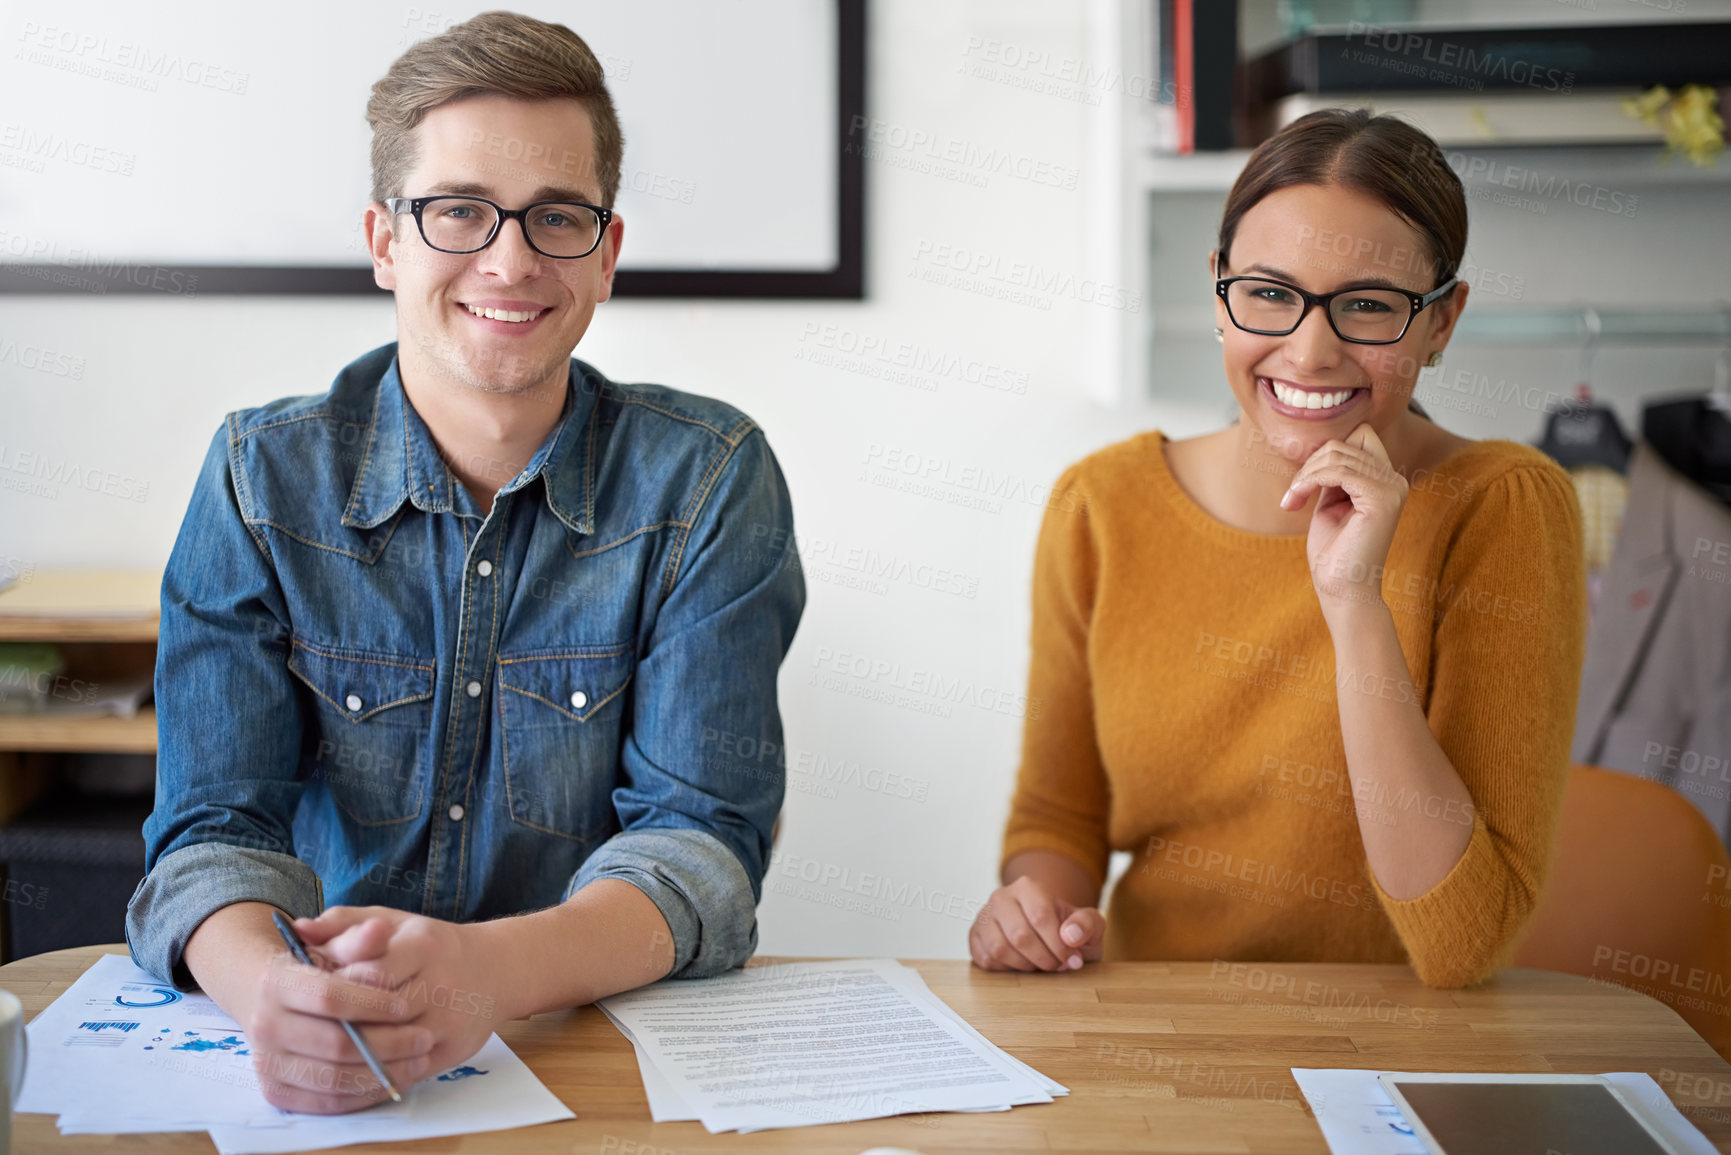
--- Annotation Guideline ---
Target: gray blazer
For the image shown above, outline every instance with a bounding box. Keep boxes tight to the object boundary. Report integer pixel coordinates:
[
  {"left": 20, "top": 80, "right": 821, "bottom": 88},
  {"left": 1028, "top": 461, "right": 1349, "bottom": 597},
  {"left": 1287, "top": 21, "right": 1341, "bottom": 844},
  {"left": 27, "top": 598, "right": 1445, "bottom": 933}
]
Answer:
[{"left": 1573, "top": 442, "right": 1731, "bottom": 841}]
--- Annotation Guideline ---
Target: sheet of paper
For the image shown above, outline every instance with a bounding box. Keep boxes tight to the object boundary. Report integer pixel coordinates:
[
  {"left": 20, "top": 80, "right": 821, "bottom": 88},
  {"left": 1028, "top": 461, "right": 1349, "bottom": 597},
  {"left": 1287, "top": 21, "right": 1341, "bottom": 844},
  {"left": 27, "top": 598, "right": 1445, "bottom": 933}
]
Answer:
[
  {"left": 593, "top": 1004, "right": 697, "bottom": 1122},
  {"left": 616, "top": 959, "right": 1064, "bottom": 1130},
  {"left": 17, "top": 953, "right": 573, "bottom": 1148},
  {"left": 632, "top": 1035, "right": 699, "bottom": 1122},
  {"left": 1292, "top": 1068, "right": 1716, "bottom": 1155},
  {"left": 604, "top": 960, "right": 1065, "bottom": 1127},
  {"left": 886, "top": 964, "right": 1068, "bottom": 1098},
  {"left": 57, "top": 1119, "right": 234, "bottom": 1134},
  {"left": 18, "top": 953, "right": 279, "bottom": 1127},
  {"left": 205, "top": 1035, "right": 574, "bottom": 1154},
  {"left": 598, "top": 958, "right": 1059, "bottom": 1133}
]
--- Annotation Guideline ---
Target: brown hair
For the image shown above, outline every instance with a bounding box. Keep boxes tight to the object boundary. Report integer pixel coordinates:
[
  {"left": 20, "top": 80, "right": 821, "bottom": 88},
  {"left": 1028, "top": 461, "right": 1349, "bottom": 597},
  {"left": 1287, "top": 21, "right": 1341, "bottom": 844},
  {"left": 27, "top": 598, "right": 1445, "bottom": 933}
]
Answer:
[
  {"left": 1218, "top": 109, "right": 1466, "bottom": 291},
  {"left": 366, "top": 11, "right": 625, "bottom": 208}
]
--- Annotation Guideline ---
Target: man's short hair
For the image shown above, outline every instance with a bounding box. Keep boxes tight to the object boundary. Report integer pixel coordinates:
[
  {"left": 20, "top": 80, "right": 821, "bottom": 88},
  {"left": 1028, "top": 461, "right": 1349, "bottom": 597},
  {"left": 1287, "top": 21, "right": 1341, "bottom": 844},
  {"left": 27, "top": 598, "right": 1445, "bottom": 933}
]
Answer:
[{"left": 365, "top": 10, "right": 625, "bottom": 208}]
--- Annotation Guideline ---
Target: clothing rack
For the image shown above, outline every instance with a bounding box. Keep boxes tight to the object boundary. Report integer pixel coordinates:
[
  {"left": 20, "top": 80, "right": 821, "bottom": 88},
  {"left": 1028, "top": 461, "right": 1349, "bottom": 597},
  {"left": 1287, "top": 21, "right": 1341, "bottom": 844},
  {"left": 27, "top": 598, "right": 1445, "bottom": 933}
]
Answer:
[{"left": 1453, "top": 304, "right": 1731, "bottom": 345}]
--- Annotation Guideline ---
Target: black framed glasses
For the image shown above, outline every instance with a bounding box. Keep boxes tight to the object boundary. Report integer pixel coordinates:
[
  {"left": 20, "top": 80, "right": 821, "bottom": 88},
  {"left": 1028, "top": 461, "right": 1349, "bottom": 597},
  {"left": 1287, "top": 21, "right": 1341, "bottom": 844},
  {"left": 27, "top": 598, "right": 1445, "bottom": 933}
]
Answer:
[
  {"left": 1214, "top": 264, "right": 1458, "bottom": 345},
  {"left": 385, "top": 195, "right": 613, "bottom": 259}
]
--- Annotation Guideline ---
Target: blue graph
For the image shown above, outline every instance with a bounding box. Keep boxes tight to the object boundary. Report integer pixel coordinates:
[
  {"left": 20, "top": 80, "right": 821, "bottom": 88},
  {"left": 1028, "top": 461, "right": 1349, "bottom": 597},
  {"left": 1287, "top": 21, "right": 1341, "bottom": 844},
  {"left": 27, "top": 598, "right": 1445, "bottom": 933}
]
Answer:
[
  {"left": 169, "top": 1031, "right": 249, "bottom": 1056},
  {"left": 436, "top": 1066, "right": 489, "bottom": 1082},
  {"left": 114, "top": 984, "right": 181, "bottom": 1009}
]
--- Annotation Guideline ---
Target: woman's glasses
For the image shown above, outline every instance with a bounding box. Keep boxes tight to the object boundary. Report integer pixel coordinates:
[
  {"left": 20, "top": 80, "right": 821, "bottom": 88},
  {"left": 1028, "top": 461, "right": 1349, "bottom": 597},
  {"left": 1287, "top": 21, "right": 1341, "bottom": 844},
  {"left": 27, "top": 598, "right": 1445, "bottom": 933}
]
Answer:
[{"left": 1215, "top": 262, "right": 1457, "bottom": 346}]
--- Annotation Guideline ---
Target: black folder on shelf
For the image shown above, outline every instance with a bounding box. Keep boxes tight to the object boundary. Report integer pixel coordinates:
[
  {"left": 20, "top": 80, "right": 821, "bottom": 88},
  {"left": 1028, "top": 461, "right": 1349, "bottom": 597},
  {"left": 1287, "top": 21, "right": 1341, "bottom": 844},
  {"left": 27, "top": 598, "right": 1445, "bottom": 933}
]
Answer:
[{"left": 1247, "top": 21, "right": 1731, "bottom": 104}]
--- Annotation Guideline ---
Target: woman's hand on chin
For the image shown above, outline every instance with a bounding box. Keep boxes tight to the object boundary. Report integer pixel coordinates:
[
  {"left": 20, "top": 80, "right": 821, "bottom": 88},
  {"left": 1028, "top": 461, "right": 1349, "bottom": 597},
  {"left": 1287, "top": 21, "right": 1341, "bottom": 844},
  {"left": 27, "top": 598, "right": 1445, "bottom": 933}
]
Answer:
[{"left": 1283, "top": 422, "right": 1407, "bottom": 624}]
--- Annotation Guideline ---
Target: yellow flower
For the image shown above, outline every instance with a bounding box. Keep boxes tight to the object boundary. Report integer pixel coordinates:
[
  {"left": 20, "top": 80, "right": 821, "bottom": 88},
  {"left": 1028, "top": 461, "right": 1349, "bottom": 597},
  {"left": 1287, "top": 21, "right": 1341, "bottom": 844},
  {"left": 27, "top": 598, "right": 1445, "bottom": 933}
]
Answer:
[
  {"left": 1668, "top": 85, "right": 1725, "bottom": 167},
  {"left": 1621, "top": 86, "right": 1671, "bottom": 126},
  {"left": 1622, "top": 84, "right": 1725, "bottom": 168}
]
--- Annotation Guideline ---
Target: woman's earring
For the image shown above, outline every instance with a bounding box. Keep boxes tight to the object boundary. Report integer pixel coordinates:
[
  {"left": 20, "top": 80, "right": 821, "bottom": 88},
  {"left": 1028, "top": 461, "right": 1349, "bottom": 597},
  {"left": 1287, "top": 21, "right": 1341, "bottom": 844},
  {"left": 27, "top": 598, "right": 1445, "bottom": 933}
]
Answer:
[
  {"left": 1426, "top": 350, "right": 1443, "bottom": 368},
  {"left": 1214, "top": 327, "right": 1225, "bottom": 344}
]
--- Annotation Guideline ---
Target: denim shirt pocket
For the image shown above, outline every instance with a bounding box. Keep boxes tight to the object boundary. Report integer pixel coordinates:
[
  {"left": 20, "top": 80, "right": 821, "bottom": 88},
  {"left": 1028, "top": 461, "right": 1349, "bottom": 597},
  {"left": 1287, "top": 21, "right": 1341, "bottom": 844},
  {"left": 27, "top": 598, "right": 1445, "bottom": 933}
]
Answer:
[
  {"left": 288, "top": 639, "right": 436, "bottom": 826},
  {"left": 496, "top": 644, "right": 634, "bottom": 843}
]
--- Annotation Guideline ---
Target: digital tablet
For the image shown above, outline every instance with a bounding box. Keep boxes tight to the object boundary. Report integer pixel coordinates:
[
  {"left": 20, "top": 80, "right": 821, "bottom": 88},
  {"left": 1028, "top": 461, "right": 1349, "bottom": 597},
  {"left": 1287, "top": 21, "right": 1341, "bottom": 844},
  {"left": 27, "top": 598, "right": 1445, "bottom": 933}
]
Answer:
[{"left": 1376, "top": 1073, "right": 1689, "bottom": 1155}]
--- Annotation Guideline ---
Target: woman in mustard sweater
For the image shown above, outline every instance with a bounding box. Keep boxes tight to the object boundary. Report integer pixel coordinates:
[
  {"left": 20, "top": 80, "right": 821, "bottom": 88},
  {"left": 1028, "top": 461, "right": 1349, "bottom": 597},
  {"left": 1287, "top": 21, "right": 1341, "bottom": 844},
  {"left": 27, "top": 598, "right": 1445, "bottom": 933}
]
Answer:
[{"left": 973, "top": 110, "right": 1585, "bottom": 988}]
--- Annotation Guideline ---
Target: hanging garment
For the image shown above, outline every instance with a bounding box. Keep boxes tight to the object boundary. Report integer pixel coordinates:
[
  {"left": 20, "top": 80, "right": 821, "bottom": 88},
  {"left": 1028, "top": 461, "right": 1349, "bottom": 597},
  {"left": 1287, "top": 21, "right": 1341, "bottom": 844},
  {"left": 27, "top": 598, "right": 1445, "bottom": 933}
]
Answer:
[
  {"left": 1569, "top": 465, "right": 1629, "bottom": 622},
  {"left": 1571, "top": 466, "right": 1631, "bottom": 574},
  {"left": 1573, "top": 442, "right": 1731, "bottom": 844},
  {"left": 1645, "top": 395, "right": 1731, "bottom": 507},
  {"left": 1536, "top": 399, "right": 1633, "bottom": 473}
]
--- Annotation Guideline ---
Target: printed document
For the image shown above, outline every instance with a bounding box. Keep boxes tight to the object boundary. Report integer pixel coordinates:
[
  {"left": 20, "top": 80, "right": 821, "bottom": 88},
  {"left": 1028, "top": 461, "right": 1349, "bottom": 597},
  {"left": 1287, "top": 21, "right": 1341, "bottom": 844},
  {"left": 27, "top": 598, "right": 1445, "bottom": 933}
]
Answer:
[
  {"left": 17, "top": 953, "right": 572, "bottom": 1150},
  {"left": 599, "top": 957, "right": 1066, "bottom": 1133}
]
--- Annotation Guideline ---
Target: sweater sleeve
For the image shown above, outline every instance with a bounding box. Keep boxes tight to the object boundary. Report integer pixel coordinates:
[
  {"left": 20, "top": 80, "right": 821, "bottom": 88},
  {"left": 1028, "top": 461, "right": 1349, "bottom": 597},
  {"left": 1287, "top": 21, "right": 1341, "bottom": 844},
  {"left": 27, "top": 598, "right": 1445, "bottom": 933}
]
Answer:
[
  {"left": 1374, "top": 462, "right": 1586, "bottom": 987},
  {"left": 1000, "top": 465, "right": 1113, "bottom": 893}
]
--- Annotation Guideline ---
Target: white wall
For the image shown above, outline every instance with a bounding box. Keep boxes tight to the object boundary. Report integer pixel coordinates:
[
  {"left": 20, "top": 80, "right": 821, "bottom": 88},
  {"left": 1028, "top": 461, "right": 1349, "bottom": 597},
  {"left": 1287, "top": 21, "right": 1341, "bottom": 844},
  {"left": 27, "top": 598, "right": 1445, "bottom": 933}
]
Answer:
[
  {"left": 2, "top": 0, "right": 1728, "bottom": 960},
  {"left": 1, "top": 1, "right": 1213, "bottom": 959}
]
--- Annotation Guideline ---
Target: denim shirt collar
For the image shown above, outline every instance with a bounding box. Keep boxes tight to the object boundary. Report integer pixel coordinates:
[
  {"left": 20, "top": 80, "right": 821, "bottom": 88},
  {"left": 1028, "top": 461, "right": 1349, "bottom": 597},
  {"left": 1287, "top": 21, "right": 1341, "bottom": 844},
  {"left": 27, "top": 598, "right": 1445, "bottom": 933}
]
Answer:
[{"left": 342, "top": 353, "right": 595, "bottom": 535}]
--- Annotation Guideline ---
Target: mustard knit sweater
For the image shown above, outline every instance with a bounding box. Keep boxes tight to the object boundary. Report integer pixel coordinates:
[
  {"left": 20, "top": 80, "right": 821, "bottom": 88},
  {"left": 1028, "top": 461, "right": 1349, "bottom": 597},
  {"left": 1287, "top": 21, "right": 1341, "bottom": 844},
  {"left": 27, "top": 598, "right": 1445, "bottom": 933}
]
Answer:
[{"left": 1001, "top": 431, "right": 1587, "bottom": 987}]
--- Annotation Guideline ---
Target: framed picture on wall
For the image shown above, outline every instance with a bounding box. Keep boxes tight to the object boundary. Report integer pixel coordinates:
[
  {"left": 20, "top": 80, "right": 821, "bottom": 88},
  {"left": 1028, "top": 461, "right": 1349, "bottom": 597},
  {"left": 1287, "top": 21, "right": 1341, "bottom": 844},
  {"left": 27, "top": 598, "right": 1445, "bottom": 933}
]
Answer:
[{"left": 0, "top": 0, "right": 864, "bottom": 298}]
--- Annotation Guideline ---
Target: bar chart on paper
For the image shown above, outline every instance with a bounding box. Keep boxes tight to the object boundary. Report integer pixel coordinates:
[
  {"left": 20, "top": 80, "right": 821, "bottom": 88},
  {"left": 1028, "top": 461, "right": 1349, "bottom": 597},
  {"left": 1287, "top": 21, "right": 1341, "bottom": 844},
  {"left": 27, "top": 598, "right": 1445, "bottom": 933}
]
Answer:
[{"left": 16, "top": 954, "right": 574, "bottom": 1152}]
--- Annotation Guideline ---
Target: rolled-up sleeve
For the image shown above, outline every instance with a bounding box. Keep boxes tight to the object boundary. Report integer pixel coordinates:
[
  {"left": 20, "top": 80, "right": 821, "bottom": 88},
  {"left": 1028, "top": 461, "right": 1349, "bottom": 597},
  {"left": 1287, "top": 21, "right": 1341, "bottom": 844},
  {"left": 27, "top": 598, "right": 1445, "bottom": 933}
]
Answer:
[
  {"left": 126, "top": 422, "right": 322, "bottom": 990},
  {"left": 574, "top": 426, "right": 805, "bottom": 978}
]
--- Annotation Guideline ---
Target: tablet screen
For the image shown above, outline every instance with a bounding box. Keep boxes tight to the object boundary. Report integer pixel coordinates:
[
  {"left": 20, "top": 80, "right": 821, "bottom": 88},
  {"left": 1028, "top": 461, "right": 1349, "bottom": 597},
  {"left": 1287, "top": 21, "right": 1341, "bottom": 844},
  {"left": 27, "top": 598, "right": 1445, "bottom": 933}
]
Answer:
[{"left": 1388, "top": 1082, "right": 1673, "bottom": 1155}]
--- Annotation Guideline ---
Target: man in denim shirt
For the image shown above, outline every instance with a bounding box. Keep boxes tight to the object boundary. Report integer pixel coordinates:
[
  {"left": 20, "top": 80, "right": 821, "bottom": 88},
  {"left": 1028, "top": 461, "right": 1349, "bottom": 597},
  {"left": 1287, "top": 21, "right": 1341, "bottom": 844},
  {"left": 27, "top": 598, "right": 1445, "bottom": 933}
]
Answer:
[{"left": 126, "top": 13, "right": 803, "bottom": 1114}]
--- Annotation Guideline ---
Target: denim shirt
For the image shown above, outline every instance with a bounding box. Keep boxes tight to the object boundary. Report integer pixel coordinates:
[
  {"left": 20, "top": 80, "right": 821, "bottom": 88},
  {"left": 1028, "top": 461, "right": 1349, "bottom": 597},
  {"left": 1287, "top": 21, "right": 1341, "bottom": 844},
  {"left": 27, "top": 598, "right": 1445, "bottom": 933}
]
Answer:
[{"left": 127, "top": 342, "right": 804, "bottom": 990}]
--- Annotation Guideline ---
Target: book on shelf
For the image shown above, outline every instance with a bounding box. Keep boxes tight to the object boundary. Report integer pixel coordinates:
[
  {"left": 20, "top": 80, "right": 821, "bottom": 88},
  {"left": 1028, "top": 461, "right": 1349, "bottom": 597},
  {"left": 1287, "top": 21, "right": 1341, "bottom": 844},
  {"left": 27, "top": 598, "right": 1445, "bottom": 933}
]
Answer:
[
  {"left": 1147, "top": 0, "right": 1178, "bottom": 152},
  {"left": 1149, "top": 0, "right": 1240, "bottom": 154}
]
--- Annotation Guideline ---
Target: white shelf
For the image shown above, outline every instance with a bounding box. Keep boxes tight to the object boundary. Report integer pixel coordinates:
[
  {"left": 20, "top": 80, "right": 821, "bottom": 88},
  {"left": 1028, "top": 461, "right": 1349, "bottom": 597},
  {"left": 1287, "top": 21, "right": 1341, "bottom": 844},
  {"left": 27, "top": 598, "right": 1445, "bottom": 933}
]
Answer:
[
  {"left": 1084, "top": 0, "right": 1731, "bottom": 407},
  {"left": 1443, "top": 144, "right": 1731, "bottom": 187},
  {"left": 1124, "top": 143, "right": 1731, "bottom": 198}
]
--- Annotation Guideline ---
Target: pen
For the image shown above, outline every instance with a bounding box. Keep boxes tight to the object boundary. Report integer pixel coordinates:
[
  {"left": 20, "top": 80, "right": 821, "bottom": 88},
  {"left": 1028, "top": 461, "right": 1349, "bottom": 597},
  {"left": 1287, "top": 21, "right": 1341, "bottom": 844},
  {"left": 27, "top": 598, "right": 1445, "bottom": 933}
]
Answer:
[{"left": 270, "top": 910, "right": 403, "bottom": 1102}]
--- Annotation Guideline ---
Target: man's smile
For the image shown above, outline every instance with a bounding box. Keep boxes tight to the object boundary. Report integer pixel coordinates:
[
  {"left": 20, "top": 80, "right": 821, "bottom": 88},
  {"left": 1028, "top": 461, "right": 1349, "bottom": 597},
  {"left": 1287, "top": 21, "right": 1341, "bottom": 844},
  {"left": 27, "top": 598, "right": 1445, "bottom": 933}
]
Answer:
[{"left": 456, "top": 298, "right": 555, "bottom": 330}]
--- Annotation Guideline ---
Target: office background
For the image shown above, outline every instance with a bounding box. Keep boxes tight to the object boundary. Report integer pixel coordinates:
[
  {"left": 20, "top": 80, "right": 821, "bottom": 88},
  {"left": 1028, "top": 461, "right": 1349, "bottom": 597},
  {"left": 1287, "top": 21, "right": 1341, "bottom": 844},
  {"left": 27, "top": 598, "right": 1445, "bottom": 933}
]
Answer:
[{"left": 3, "top": 0, "right": 1730, "bottom": 961}]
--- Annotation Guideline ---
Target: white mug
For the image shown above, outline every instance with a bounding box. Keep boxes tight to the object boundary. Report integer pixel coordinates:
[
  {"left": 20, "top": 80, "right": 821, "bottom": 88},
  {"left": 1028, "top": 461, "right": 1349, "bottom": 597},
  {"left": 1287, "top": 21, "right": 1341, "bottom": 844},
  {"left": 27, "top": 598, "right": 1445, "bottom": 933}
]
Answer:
[{"left": 0, "top": 990, "right": 25, "bottom": 1155}]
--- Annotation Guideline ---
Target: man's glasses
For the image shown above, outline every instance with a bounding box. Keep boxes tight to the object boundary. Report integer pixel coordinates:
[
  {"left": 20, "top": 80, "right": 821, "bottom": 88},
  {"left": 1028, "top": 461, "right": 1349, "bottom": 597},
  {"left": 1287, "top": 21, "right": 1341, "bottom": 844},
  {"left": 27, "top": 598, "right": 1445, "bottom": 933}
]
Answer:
[
  {"left": 385, "top": 195, "right": 613, "bottom": 259},
  {"left": 1214, "top": 262, "right": 1457, "bottom": 346}
]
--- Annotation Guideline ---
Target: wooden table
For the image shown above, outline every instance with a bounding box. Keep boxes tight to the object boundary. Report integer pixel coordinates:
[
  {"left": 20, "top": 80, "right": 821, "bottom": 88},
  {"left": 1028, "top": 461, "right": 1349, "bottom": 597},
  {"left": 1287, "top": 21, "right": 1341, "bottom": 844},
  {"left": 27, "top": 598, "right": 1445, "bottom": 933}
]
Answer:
[{"left": 9, "top": 945, "right": 1731, "bottom": 1153}]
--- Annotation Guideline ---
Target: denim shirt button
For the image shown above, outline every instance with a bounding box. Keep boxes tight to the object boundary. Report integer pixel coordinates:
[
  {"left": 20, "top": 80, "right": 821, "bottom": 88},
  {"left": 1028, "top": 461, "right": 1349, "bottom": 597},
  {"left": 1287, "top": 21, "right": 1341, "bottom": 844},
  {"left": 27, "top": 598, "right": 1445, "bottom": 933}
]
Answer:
[
  {"left": 448, "top": 804, "right": 465, "bottom": 821},
  {"left": 344, "top": 693, "right": 363, "bottom": 712},
  {"left": 466, "top": 680, "right": 482, "bottom": 698},
  {"left": 569, "top": 689, "right": 588, "bottom": 710},
  {"left": 476, "top": 560, "right": 493, "bottom": 577}
]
